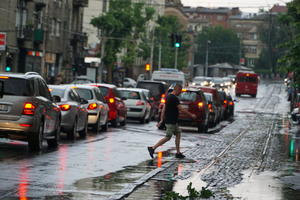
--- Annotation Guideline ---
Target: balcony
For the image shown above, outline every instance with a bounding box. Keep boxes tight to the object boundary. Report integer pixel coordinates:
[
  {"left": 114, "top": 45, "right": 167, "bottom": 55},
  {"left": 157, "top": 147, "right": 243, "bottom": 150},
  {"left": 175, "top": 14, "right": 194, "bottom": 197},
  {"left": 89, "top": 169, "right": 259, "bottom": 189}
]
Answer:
[{"left": 73, "top": 0, "right": 88, "bottom": 7}]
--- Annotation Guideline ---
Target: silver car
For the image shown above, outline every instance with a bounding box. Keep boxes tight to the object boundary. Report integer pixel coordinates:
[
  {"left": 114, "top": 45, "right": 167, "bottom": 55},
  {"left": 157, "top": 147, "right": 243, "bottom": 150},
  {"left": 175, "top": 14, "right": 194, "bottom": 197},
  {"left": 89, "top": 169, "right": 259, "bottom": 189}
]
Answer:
[
  {"left": 49, "top": 85, "right": 89, "bottom": 139},
  {"left": 71, "top": 85, "right": 109, "bottom": 132},
  {"left": 117, "top": 88, "right": 151, "bottom": 124},
  {"left": 0, "top": 72, "right": 61, "bottom": 151}
]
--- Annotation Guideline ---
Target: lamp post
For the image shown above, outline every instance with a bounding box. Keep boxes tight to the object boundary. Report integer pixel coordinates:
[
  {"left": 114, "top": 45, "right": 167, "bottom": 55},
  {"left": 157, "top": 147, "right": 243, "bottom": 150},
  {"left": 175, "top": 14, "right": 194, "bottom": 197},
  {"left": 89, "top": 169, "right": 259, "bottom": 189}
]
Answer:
[{"left": 205, "top": 40, "right": 211, "bottom": 77}]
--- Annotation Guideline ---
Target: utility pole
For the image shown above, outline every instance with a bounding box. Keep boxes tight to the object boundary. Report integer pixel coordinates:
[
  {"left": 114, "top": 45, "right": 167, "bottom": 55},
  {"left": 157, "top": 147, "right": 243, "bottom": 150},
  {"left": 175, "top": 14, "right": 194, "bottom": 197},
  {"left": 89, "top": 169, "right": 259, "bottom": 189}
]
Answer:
[
  {"left": 174, "top": 47, "right": 178, "bottom": 69},
  {"left": 149, "top": 29, "right": 154, "bottom": 79},
  {"left": 205, "top": 40, "right": 210, "bottom": 76},
  {"left": 41, "top": 0, "right": 49, "bottom": 78},
  {"left": 158, "top": 42, "right": 162, "bottom": 70}
]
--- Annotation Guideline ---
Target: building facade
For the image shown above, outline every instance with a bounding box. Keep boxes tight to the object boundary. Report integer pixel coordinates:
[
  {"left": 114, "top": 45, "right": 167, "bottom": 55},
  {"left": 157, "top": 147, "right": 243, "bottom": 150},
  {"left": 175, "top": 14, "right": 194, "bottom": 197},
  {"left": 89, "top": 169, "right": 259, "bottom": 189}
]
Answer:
[{"left": 0, "top": 0, "right": 87, "bottom": 82}]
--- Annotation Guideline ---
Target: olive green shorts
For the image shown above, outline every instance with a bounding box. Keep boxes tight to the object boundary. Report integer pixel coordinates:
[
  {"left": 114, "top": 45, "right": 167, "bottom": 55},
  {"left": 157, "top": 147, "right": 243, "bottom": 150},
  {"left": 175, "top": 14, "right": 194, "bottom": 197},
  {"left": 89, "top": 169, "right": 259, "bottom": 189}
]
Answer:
[{"left": 165, "top": 124, "right": 181, "bottom": 138}]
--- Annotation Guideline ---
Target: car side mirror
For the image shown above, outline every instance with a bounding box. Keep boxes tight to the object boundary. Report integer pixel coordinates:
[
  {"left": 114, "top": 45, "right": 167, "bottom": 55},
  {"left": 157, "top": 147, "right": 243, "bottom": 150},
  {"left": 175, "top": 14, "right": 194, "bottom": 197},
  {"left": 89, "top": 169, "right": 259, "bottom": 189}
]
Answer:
[
  {"left": 80, "top": 98, "right": 88, "bottom": 104},
  {"left": 52, "top": 95, "right": 61, "bottom": 103}
]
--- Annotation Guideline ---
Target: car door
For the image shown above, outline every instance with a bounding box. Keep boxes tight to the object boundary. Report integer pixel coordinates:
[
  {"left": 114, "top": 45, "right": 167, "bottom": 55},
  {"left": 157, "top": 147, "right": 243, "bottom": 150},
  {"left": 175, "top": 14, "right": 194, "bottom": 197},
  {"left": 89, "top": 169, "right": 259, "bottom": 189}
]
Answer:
[
  {"left": 70, "top": 89, "right": 86, "bottom": 130},
  {"left": 94, "top": 88, "right": 108, "bottom": 125},
  {"left": 37, "top": 78, "right": 58, "bottom": 135}
]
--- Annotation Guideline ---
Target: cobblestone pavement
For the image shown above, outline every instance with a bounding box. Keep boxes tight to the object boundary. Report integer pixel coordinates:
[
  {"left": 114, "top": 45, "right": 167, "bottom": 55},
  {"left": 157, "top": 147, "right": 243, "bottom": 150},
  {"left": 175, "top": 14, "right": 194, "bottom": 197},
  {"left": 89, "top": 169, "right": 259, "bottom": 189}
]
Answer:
[{"left": 125, "top": 82, "right": 296, "bottom": 200}]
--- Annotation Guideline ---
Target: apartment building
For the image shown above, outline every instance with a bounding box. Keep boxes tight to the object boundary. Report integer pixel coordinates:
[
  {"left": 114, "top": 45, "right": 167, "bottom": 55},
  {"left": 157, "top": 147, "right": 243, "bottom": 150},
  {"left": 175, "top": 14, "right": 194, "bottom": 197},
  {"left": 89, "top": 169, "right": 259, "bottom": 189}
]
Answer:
[{"left": 0, "top": 0, "right": 88, "bottom": 82}]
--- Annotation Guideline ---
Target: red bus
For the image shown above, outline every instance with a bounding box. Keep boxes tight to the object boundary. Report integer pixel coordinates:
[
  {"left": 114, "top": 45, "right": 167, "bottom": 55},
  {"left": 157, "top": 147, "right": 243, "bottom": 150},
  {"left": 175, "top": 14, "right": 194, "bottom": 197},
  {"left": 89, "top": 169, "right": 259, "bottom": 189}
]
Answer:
[{"left": 235, "top": 71, "right": 259, "bottom": 98}]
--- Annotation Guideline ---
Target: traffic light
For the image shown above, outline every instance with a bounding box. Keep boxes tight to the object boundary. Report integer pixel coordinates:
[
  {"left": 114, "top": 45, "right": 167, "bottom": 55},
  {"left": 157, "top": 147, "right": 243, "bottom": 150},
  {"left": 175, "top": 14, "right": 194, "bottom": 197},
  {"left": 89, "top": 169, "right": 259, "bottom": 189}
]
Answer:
[
  {"left": 145, "top": 63, "right": 151, "bottom": 71},
  {"left": 170, "top": 33, "right": 182, "bottom": 48},
  {"left": 5, "top": 56, "right": 12, "bottom": 72},
  {"left": 5, "top": 66, "right": 11, "bottom": 72}
]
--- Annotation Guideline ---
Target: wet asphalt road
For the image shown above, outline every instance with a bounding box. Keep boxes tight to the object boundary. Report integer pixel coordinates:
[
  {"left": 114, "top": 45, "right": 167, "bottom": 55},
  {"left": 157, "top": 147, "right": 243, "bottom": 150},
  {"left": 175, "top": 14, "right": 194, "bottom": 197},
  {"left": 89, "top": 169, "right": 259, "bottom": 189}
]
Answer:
[{"left": 1, "top": 81, "right": 300, "bottom": 200}]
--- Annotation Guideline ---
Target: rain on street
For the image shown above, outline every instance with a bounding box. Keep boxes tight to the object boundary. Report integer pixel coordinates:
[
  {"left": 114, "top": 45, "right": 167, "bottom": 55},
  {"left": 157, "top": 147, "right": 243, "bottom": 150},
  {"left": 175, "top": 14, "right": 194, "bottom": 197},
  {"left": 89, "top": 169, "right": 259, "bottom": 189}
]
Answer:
[{"left": 0, "top": 81, "right": 300, "bottom": 200}]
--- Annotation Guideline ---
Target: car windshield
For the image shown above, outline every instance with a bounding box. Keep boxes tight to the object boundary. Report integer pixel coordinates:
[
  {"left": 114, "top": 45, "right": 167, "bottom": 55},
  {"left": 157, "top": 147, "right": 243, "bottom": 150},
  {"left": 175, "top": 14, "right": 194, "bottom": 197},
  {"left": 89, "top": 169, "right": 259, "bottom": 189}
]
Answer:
[
  {"left": 179, "top": 92, "right": 197, "bottom": 101},
  {"left": 0, "top": 78, "right": 33, "bottom": 96},
  {"left": 97, "top": 86, "right": 109, "bottom": 96},
  {"left": 118, "top": 90, "right": 140, "bottom": 100},
  {"left": 50, "top": 88, "right": 65, "bottom": 98},
  {"left": 136, "top": 82, "right": 164, "bottom": 99},
  {"left": 74, "top": 88, "right": 93, "bottom": 100},
  {"left": 237, "top": 76, "right": 257, "bottom": 83}
]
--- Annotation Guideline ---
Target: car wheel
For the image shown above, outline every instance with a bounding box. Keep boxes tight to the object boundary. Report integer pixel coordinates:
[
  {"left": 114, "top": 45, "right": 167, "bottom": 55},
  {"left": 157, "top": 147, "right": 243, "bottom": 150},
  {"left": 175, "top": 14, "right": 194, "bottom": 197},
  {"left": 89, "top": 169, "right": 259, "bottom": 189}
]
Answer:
[
  {"left": 28, "top": 120, "right": 44, "bottom": 151},
  {"left": 111, "top": 118, "right": 119, "bottom": 127},
  {"left": 67, "top": 118, "right": 77, "bottom": 139},
  {"left": 120, "top": 118, "right": 126, "bottom": 126},
  {"left": 92, "top": 117, "right": 101, "bottom": 133},
  {"left": 236, "top": 93, "right": 240, "bottom": 97},
  {"left": 197, "top": 124, "right": 207, "bottom": 133},
  {"left": 47, "top": 118, "right": 60, "bottom": 147},
  {"left": 102, "top": 121, "right": 108, "bottom": 131},
  {"left": 79, "top": 118, "right": 88, "bottom": 137}
]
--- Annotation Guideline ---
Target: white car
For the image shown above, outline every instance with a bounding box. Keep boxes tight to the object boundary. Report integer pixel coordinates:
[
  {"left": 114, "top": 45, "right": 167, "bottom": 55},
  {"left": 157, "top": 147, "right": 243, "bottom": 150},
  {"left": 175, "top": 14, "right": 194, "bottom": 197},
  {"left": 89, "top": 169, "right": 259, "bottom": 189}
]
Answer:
[
  {"left": 117, "top": 88, "right": 151, "bottom": 123},
  {"left": 71, "top": 85, "right": 110, "bottom": 132},
  {"left": 123, "top": 77, "right": 137, "bottom": 88}
]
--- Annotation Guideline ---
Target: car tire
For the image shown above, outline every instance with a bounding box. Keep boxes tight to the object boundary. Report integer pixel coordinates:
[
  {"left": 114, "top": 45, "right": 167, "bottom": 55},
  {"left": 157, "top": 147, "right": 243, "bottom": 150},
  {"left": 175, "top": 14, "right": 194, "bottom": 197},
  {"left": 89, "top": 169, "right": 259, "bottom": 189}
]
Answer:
[
  {"left": 92, "top": 117, "right": 101, "bottom": 133},
  {"left": 236, "top": 93, "right": 240, "bottom": 97},
  {"left": 67, "top": 118, "right": 77, "bottom": 139},
  {"left": 252, "top": 94, "right": 257, "bottom": 98},
  {"left": 120, "top": 118, "right": 126, "bottom": 126},
  {"left": 28, "top": 120, "right": 44, "bottom": 151},
  {"left": 140, "top": 115, "right": 145, "bottom": 124},
  {"left": 79, "top": 118, "right": 88, "bottom": 137},
  {"left": 102, "top": 121, "right": 108, "bottom": 131},
  {"left": 111, "top": 118, "right": 119, "bottom": 127},
  {"left": 47, "top": 118, "right": 60, "bottom": 147},
  {"left": 198, "top": 124, "right": 208, "bottom": 133}
]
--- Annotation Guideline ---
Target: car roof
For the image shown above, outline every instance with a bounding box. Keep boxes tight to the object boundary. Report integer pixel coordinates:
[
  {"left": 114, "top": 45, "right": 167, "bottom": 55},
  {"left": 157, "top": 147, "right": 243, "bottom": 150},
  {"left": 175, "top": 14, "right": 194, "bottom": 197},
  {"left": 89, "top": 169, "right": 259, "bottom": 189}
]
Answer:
[
  {"left": 137, "top": 80, "right": 167, "bottom": 85},
  {"left": 49, "top": 84, "right": 73, "bottom": 89},
  {"left": 85, "top": 83, "right": 116, "bottom": 88},
  {"left": 0, "top": 72, "right": 43, "bottom": 79},
  {"left": 117, "top": 88, "right": 149, "bottom": 92},
  {"left": 68, "top": 84, "right": 96, "bottom": 90}
]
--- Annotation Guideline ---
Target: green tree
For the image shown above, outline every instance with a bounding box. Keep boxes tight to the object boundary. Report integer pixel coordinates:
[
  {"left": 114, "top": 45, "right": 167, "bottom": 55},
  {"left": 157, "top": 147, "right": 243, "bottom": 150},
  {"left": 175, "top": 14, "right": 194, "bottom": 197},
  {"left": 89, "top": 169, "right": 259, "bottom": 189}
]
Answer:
[
  {"left": 90, "top": 0, "right": 155, "bottom": 82},
  {"left": 256, "top": 13, "right": 291, "bottom": 74},
  {"left": 152, "top": 16, "right": 190, "bottom": 70},
  {"left": 194, "top": 26, "right": 242, "bottom": 65},
  {"left": 279, "top": 0, "right": 300, "bottom": 84}
]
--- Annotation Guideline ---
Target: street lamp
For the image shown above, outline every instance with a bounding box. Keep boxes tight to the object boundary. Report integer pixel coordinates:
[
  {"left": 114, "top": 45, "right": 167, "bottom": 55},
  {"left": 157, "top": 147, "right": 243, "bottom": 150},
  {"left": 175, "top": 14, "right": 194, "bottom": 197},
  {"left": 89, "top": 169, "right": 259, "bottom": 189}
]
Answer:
[{"left": 205, "top": 40, "right": 211, "bottom": 77}]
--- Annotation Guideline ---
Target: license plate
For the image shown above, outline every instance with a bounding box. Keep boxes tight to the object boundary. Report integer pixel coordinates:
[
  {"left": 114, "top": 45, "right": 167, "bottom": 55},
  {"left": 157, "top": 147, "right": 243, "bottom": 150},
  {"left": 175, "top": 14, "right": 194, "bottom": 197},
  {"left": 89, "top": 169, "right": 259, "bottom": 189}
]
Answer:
[
  {"left": 181, "top": 105, "right": 189, "bottom": 109},
  {"left": 0, "top": 104, "right": 8, "bottom": 111}
]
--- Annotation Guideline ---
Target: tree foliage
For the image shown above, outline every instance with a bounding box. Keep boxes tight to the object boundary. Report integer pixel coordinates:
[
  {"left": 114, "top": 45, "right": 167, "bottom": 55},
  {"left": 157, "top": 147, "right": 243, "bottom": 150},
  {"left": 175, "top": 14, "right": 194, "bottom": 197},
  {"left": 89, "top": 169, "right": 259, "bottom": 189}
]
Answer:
[
  {"left": 255, "top": 13, "right": 291, "bottom": 74},
  {"left": 152, "top": 16, "right": 189, "bottom": 70},
  {"left": 194, "top": 26, "right": 242, "bottom": 65},
  {"left": 90, "top": 0, "right": 155, "bottom": 82},
  {"left": 279, "top": 0, "right": 300, "bottom": 80}
]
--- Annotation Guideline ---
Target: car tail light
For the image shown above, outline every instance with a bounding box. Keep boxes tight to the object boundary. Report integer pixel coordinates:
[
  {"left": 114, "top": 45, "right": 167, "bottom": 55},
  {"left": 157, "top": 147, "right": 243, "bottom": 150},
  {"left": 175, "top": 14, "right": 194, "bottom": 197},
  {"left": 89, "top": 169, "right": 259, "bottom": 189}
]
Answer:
[
  {"left": 223, "top": 100, "right": 228, "bottom": 105},
  {"left": 59, "top": 104, "right": 71, "bottom": 111},
  {"left": 20, "top": 124, "right": 33, "bottom": 127},
  {"left": 229, "top": 101, "right": 234, "bottom": 106},
  {"left": 22, "top": 103, "right": 35, "bottom": 115},
  {"left": 160, "top": 94, "right": 166, "bottom": 104},
  {"left": 198, "top": 102, "right": 204, "bottom": 108},
  {"left": 208, "top": 103, "right": 213, "bottom": 112},
  {"left": 109, "top": 98, "right": 115, "bottom": 104},
  {"left": 88, "top": 103, "right": 98, "bottom": 110},
  {"left": 136, "top": 101, "right": 145, "bottom": 106}
]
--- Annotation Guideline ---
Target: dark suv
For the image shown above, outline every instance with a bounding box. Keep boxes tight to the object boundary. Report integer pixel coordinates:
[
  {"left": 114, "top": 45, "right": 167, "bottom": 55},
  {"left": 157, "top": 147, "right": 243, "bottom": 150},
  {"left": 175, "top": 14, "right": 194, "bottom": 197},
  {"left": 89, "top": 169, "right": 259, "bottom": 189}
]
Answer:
[
  {"left": 136, "top": 80, "right": 168, "bottom": 120},
  {"left": 0, "top": 72, "right": 61, "bottom": 151}
]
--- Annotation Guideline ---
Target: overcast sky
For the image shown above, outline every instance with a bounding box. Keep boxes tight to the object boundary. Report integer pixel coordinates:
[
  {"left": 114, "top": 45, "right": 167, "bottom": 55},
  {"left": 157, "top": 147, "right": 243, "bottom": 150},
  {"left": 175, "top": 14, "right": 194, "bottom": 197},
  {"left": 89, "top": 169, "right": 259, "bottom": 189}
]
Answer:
[{"left": 181, "top": 0, "right": 291, "bottom": 12}]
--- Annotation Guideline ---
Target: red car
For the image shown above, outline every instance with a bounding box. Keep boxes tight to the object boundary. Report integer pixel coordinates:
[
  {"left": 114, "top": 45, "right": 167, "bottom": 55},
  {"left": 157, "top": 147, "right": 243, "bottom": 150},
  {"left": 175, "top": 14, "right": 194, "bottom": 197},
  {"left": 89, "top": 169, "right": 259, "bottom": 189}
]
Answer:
[
  {"left": 87, "top": 83, "right": 127, "bottom": 127},
  {"left": 178, "top": 88, "right": 210, "bottom": 133}
]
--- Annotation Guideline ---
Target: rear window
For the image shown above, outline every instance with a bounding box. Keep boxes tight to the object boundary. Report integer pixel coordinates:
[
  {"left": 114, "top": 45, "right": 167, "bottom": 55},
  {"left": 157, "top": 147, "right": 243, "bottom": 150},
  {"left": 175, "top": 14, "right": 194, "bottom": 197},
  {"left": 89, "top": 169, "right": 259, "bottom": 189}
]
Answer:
[
  {"left": 204, "top": 93, "right": 212, "bottom": 101},
  {"left": 237, "top": 76, "right": 257, "bottom": 83},
  {"left": 98, "top": 87, "right": 109, "bottom": 96},
  {"left": 179, "top": 92, "right": 197, "bottom": 101},
  {"left": 50, "top": 88, "right": 65, "bottom": 98},
  {"left": 118, "top": 90, "right": 140, "bottom": 100},
  {"left": 136, "top": 82, "right": 165, "bottom": 99},
  {"left": 74, "top": 88, "right": 93, "bottom": 100},
  {"left": 0, "top": 78, "right": 33, "bottom": 96}
]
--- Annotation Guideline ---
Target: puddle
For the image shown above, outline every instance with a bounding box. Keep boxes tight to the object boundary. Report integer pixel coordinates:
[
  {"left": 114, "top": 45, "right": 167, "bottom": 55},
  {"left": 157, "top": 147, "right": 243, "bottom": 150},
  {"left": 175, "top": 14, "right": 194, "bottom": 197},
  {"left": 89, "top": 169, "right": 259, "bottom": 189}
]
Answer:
[{"left": 73, "top": 151, "right": 173, "bottom": 199}]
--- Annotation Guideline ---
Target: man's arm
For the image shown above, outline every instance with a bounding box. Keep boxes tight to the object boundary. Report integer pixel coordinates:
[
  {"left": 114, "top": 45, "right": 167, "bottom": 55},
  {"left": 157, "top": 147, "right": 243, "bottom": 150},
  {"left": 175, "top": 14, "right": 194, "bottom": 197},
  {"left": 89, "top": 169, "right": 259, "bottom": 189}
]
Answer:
[
  {"left": 160, "top": 104, "right": 166, "bottom": 122},
  {"left": 178, "top": 105, "right": 196, "bottom": 119}
]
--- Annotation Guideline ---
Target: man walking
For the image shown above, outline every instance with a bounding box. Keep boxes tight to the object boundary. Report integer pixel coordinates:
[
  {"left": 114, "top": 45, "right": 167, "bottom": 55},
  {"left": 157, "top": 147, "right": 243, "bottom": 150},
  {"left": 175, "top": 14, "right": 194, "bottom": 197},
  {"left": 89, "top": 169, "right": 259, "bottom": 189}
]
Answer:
[{"left": 147, "top": 84, "right": 196, "bottom": 159}]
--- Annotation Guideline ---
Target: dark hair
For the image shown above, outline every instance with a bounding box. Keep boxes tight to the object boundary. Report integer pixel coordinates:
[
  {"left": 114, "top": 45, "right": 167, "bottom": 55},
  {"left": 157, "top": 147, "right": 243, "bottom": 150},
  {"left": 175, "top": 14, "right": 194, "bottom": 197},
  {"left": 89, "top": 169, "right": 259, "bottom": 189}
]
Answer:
[{"left": 174, "top": 84, "right": 182, "bottom": 90}]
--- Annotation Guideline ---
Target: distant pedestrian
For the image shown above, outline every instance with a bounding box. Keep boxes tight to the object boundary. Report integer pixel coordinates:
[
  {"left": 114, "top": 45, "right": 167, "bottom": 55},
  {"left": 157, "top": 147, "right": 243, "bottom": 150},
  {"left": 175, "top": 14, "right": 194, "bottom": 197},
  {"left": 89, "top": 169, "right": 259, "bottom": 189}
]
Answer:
[{"left": 147, "top": 84, "right": 196, "bottom": 159}]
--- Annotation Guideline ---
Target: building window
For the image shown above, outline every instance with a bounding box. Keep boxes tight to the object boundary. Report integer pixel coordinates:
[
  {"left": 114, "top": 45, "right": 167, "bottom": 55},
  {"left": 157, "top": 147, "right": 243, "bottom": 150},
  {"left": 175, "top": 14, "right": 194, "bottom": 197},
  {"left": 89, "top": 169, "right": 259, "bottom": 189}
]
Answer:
[
  {"left": 51, "top": 19, "right": 56, "bottom": 36},
  {"left": 247, "top": 59, "right": 255, "bottom": 67},
  {"left": 56, "top": 21, "right": 61, "bottom": 37},
  {"left": 244, "top": 45, "right": 257, "bottom": 54},
  {"left": 217, "top": 15, "right": 224, "bottom": 21}
]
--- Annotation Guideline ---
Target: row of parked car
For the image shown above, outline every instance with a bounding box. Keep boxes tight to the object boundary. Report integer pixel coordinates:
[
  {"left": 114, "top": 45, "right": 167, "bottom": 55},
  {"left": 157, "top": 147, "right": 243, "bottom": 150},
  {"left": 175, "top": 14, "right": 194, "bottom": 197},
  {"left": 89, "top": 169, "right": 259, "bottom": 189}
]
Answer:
[
  {"left": 156, "top": 84, "right": 235, "bottom": 132},
  {"left": 0, "top": 72, "right": 234, "bottom": 151}
]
